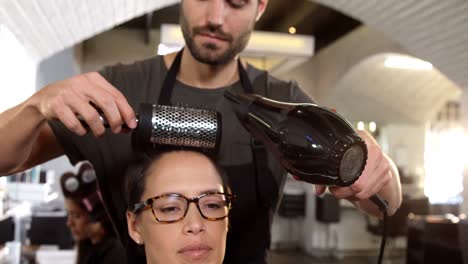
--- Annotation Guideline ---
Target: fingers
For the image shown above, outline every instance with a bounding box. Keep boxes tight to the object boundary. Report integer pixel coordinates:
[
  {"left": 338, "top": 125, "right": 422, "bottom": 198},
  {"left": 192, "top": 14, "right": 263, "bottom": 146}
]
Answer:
[
  {"left": 81, "top": 84, "right": 123, "bottom": 134},
  {"left": 42, "top": 72, "right": 135, "bottom": 137},
  {"left": 64, "top": 91, "right": 107, "bottom": 137},
  {"left": 82, "top": 73, "right": 137, "bottom": 135},
  {"left": 351, "top": 166, "right": 390, "bottom": 200},
  {"left": 54, "top": 102, "right": 87, "bottom": 136},
  {"left": 330, "top": 149, "right": 392, "bottom": 201},
  {"left": 315, "top": 184, "right": 327, "bottom": 195},
  {"left": 329, "top": 186, "right": 354, "bottom": 199},
  {"left": 357, "top": 129, "right": 379, "bottom": 146},
  {"left": 87, "top": 73, "right": 137, "bottom": 129}
]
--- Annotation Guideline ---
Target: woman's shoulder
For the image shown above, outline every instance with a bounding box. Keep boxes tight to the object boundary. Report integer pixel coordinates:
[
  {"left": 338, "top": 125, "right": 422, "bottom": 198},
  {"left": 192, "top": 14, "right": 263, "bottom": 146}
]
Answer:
[{"left": 95, "top": 237, "right": 126, "bottom": 263}]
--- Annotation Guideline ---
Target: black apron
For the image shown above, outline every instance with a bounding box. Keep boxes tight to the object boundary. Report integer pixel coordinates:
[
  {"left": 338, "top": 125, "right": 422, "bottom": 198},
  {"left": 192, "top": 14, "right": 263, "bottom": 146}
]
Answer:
[{"left": 157, "top": 50, "right": 279, "bottom": 264}]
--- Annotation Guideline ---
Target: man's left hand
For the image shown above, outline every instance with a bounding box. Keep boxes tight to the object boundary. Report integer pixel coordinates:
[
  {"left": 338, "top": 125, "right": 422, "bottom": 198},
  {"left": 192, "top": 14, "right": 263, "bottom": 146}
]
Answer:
[{"left": 315, "top": 130, "right": 392, "bottom": 202}]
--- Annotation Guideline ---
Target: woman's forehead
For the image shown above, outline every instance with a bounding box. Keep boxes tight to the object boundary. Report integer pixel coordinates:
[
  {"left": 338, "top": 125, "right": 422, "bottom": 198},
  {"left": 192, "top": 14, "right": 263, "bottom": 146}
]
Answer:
[
  {"left": 64, "top": 199, "right": 84, "bottom": 211},
  {"left": 145, "top": 172, "right": 224, "bottom": 197},
  {"left": 148, "top": 152, "right": 219, "bottom": 179},
  {"left": 144, "top": 151, "right": 223, "bottom": 195}
]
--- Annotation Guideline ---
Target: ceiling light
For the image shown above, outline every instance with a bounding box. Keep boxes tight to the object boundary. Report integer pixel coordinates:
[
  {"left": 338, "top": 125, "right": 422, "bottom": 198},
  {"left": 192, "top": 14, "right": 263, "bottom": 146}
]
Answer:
[
  {"left": 288, "top": 26, "right": 296, "bottom": 34},
  {"left": 357, "top": 121, "right": 365, "bottom": 131},
  {"left": 369, "top": 122, "right": 377, "bottom": 132},
  {"left": 384, "top": 55, "right": 433, "bottom": 70}
]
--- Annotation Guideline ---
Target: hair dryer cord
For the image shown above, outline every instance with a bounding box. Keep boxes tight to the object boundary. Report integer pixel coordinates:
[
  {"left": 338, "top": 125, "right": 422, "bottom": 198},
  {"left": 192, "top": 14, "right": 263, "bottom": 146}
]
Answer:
[{"left": 370, "top": 194, "right": 388, "bottom": 264}]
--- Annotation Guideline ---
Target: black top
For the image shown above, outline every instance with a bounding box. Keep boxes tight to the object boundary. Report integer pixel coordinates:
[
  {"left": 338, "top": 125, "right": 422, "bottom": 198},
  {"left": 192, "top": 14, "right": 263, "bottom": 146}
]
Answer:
[
  {"left": 79, "top": 236, "right": 126, "bottom": 264},
  {"left": 49, "top": 55, "right": 313, "bottom": 264}
]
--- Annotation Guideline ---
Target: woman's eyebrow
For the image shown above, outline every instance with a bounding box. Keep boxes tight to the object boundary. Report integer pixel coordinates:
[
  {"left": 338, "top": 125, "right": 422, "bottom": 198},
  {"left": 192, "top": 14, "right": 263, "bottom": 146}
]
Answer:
[
  {"left": 155, "top": 192, "right": 180, "bottom": 197},
  {"left": 149, "top": 188, "right": 223, "bottom": 198},
  {"left": 199, "top": 189, "right": 223, "bottom": 195}
]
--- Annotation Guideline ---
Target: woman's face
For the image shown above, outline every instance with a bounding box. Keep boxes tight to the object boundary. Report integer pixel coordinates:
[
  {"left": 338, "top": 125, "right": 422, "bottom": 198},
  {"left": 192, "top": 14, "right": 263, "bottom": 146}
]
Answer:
[
  {"left": 65, "top": 199, "right": 90, "bottom": 241},
  {"left": 127, "top": 152, "right": 228, "bottom": 264}
]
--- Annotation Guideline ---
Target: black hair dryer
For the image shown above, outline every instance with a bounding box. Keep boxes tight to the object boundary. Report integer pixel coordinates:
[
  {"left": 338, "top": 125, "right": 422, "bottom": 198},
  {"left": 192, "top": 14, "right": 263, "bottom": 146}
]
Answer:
[{"left": 224, "top": 91, "right": 367, "bottom": 187}]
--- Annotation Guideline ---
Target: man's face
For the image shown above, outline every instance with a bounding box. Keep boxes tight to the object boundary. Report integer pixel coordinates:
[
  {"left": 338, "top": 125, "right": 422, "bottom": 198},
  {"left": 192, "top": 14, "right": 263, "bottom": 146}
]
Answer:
[{"left": 180, "top": 0, "right": 266, "bottom": 66}]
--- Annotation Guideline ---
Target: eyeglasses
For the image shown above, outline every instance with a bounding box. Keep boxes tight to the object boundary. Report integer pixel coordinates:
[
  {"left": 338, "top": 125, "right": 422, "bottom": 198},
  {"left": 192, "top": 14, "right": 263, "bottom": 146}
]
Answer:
[{"left": 131, "top": 192, "right": 235, "bottom": 223}]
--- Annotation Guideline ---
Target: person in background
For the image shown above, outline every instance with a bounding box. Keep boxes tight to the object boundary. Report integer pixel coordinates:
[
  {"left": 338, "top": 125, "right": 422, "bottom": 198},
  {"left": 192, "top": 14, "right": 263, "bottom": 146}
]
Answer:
[
  {"left": 60, "top": 163, "right": 126, "bottom": 264},
  {"left": 125, "top": 150, "right": 234, "bottom": 264}
]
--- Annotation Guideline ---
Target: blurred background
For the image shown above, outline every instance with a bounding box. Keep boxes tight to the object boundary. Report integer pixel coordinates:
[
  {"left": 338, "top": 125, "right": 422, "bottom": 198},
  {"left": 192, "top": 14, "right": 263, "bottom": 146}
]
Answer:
[{"left": 1, "top": 0, "right": 468, "bottom": 263}]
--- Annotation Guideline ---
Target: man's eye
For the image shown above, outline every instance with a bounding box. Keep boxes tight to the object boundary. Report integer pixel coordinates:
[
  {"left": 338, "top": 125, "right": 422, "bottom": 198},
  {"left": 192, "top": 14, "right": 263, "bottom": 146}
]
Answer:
[{"left": 229, "top": 0, "right": 248, "bottom": 8}]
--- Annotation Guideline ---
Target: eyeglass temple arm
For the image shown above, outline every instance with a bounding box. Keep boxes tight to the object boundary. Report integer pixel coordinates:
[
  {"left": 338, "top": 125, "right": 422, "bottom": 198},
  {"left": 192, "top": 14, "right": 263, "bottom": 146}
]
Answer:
[{"left": 132, "top": 201, "right": 151, "bottom": 213}]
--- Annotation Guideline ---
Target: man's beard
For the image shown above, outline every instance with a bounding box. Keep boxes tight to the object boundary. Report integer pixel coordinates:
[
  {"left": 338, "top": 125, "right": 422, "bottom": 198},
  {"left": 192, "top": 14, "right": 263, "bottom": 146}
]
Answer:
[{"left": 180, "top": 12, "right": 253, "bottom": 66}]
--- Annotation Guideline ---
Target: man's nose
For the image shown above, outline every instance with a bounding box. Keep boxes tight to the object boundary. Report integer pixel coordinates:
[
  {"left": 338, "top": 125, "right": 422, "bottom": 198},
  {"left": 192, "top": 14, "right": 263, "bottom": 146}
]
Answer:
[
  {"left": 182, "top": 203, "right": 205, "bottom": 235},
  {"left": 206, "top": 0, "right": 225, "bottom": 27}
]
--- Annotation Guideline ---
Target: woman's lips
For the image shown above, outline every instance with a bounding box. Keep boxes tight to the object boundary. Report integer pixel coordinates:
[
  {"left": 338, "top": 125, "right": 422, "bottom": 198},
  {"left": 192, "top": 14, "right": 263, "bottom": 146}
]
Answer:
[{"left": 178, "top": 244, "right": 212, "bottom": 260}]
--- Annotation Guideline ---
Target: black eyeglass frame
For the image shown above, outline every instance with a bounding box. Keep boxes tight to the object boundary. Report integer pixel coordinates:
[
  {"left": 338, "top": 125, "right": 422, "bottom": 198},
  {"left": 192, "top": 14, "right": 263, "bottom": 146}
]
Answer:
[{"left": 131, "top": 192, "right": 235, "bottom": 223}]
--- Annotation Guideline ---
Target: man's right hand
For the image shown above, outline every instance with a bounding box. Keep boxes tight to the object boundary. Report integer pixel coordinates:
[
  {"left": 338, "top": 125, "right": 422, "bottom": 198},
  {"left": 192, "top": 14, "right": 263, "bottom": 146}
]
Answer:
[{"left": 33, "top": 72, "right": 137, "bottom": 137}]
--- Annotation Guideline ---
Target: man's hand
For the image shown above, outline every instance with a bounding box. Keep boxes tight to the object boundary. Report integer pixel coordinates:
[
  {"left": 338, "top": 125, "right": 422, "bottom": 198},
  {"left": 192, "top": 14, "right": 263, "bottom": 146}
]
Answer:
[
  {"left": 33, "top": 72, "right": 137, "bottom": 136},
  {"left": 315, "top": 130, "right": 401, "bottom": 216}
]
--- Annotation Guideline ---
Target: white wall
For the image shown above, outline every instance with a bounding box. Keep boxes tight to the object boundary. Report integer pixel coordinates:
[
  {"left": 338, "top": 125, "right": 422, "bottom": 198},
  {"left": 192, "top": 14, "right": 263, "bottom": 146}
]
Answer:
[
  {"left": 379, "top": 124, "right": 427, "bottom": 194},
  {"left": 0, "top": 25, "right": 36, "bottom": 112},
  {"left": 82, "top": 28, "right": 160, "bottom": 72},
  {"left": 459, "top": 91, "right": 468, "bottom": 215}
]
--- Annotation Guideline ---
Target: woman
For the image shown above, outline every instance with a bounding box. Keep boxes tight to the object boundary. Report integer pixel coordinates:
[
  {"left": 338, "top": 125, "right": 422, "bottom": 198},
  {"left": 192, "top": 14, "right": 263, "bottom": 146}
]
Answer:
[
  {"left": 125, "top": 150, "right": 234, "bottom": 264},
  {"left": 60, "top": 163, "right": 126, "bottom": 264}
]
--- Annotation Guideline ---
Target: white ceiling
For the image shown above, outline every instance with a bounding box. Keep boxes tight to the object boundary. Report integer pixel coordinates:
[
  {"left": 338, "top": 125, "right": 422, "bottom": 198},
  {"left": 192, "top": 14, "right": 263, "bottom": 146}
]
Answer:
[
  {"left": 313, "top": 0, "right": 468, "bottom": 90},
  {"left": 329, "top": 53, "right": 461, "bottom": 123},
  {"left": 282, "top": 25, "right": 462, "bottom": 124},
  {"left": 0, "top": 0, "right": 179, "bottom": 61}
]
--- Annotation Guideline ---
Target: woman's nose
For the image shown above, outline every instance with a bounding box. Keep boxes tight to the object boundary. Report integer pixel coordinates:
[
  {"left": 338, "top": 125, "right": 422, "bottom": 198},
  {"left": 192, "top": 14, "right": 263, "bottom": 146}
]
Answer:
[{"left": 182, "top": 203, "right": 205, "bottom": 235}]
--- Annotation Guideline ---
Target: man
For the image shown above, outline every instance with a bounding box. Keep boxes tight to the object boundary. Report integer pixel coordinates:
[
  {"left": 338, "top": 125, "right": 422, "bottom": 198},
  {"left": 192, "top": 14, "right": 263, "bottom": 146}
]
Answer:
[{"left": 0, "top": 0, "right": 401, "bottom": 263}]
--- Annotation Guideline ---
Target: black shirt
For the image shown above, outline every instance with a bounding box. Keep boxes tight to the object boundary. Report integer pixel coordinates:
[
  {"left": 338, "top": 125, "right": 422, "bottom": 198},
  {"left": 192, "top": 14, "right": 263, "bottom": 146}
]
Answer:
[{"left": 79, "top": 237, "right": 125, "bottom": 264}]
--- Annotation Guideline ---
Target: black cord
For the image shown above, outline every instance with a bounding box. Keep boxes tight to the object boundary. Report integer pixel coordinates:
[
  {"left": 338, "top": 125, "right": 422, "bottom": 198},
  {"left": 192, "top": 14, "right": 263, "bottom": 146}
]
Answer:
[
  {"left": 370, "top": 194, "right": 389, "bottom": 264},
  {"left": 377, "top": 210, "right": 388, "bottom": 264}
]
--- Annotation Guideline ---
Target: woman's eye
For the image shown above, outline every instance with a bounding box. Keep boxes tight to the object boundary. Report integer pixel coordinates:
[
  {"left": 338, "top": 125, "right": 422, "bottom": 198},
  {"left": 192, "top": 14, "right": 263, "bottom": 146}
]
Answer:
[
  {"left": 204, "top": 202, "right": 223, "bottom": 210},
  {"left": 159, "top": 206, "right": 181, "bottom": 214}
]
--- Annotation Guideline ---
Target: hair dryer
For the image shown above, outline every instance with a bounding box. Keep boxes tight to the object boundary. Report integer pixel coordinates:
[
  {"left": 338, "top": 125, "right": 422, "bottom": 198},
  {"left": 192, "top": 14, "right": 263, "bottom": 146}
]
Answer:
[
  {"left": 224, "top": 91, "right": 367, "bottom": 187},
  {"left": 224, "top": 91, "right": 390, "bottom": 264}
]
